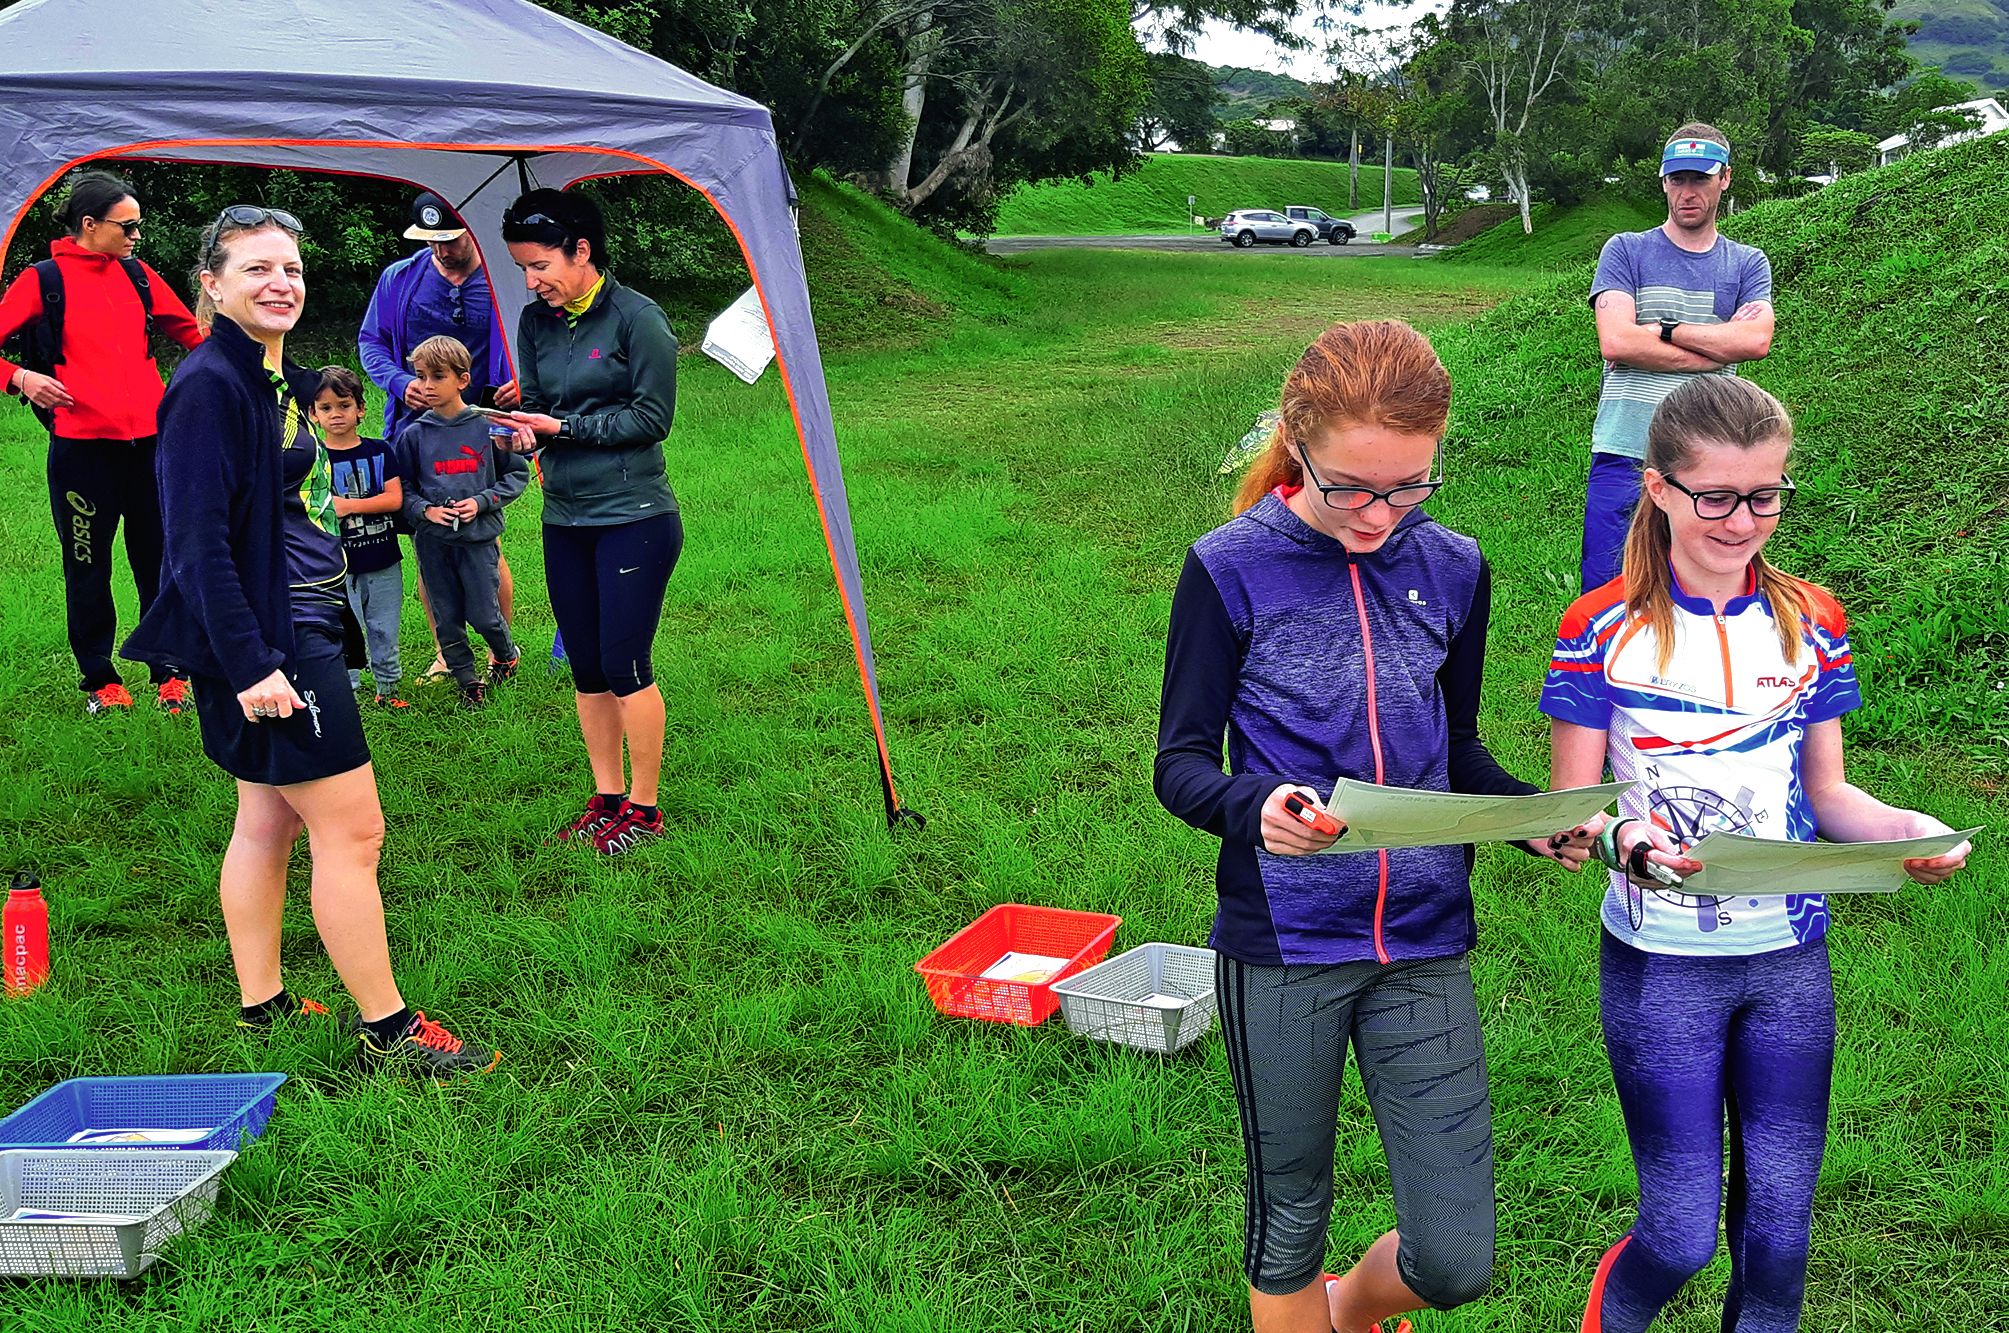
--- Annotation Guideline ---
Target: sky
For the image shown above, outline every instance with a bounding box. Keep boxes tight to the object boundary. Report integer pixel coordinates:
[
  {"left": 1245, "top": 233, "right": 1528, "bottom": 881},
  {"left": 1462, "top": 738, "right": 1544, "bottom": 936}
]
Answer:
[{"left": 1149, "top": 4, "right": 1448, "bottom": 81}]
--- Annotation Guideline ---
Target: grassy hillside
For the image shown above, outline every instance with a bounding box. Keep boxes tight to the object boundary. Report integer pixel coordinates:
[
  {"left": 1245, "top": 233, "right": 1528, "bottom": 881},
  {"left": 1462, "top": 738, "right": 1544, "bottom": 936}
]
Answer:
[
  {"left": 1209, "top": 63, "right": 1311, "bottom": 117},
  {"left": 795, "top": 172, "right": 1022, "bottom": 353},
  {"left": 1441, "top": 194, "right": 1665, "bottom": 268},
  {"left": 993, "top": 153, "right": 1418, "bottom": 236},
  {"left": 1893, "top": 0, "right": 2009, "bottom": 94},
  {"left": 1436, "top": 132, "right": 2009, "bottom": 769}
]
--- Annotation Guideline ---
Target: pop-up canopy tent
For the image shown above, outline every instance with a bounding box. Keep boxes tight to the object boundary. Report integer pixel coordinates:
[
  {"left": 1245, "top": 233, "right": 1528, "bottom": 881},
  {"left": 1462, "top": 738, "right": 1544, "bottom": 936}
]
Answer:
[{"left": 0, "top": 0, "right": 913, "bottom": 824}]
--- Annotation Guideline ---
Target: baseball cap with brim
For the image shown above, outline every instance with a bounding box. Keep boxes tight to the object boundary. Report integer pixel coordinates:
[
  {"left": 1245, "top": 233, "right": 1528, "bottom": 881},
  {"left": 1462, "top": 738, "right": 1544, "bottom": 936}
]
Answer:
[
  {"left": 403, "top": 191, "right": 468, "bottom": 242},
  {"left": 1661, "top": 138, "right": 1730, "bottom": 177}
]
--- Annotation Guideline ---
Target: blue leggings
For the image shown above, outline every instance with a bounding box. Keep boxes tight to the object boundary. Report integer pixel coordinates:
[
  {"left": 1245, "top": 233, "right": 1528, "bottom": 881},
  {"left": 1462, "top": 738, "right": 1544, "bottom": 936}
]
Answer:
[{"left": 1586, "top": 930, "right": 1834, "bottom": 1333}]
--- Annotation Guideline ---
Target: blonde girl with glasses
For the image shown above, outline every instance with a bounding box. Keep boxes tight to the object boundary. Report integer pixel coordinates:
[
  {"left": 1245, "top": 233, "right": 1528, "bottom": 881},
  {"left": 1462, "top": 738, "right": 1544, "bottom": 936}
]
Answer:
[{"left": 1541, "top": 374, "right": 1968, "bottom": 1332}]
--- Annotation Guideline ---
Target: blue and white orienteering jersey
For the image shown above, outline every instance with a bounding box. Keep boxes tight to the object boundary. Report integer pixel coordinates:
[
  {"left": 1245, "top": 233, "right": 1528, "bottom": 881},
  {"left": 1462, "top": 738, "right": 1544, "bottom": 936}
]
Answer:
[{"left": 1540, "top": 568, "right": 1861, "bottom": 956}]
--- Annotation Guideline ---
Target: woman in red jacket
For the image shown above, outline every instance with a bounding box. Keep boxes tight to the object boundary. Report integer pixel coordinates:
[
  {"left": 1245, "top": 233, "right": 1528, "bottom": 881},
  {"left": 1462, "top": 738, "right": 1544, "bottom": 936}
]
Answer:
[{"left": 0, "top": 169, "right": 204, "bottom": 714}]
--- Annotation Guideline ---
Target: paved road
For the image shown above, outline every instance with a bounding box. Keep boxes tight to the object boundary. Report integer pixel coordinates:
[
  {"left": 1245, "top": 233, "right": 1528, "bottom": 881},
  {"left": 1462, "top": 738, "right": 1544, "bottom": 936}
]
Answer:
[{"left": 988, "top": 206, "right": 1428, "bottom": 257}]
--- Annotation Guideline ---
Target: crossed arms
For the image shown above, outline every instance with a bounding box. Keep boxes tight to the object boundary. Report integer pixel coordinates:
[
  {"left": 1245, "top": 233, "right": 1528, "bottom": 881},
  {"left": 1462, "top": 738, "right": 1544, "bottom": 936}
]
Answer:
[{"left": 1594, "top": 289, "right": 1774, "bottom": 372}]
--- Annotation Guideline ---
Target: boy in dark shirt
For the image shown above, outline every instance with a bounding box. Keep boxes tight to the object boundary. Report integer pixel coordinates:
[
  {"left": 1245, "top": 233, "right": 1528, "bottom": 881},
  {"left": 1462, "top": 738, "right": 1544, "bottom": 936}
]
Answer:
[
  {"left": 313, "top": 366, "right": 408, "bottom": 709},
  {"left": 394, "top": 336, "right": 525, "bottom": 706}
]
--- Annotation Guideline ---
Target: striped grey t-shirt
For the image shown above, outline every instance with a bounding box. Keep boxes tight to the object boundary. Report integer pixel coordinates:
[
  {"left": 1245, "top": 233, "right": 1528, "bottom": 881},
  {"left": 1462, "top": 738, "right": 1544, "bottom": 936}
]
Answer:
[{"left": 1589, "top": 228, "right": 1772, "bottom": 459}]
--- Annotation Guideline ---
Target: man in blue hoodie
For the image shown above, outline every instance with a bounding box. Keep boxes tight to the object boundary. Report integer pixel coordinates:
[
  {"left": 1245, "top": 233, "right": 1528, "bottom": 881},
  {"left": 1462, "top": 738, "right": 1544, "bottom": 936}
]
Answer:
[{"left": 360, "top": 191, "right": 523, "bottom": 673}]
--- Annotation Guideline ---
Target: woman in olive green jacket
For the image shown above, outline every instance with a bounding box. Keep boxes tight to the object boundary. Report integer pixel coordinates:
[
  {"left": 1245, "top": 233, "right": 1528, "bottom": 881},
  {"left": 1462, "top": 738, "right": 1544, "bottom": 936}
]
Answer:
[{"left": 498, "top": 189, "right": 681, "bottom": 857}]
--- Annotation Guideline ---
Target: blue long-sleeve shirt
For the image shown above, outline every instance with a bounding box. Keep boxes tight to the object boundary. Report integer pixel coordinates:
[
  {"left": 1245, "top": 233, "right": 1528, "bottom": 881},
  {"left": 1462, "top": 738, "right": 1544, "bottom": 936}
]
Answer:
[
  {"left": 357, "top": 250, "right": 514, "bottom": 438},
  {"left": 1155, "top": 493, "right": 1535, "bottom": 966}
]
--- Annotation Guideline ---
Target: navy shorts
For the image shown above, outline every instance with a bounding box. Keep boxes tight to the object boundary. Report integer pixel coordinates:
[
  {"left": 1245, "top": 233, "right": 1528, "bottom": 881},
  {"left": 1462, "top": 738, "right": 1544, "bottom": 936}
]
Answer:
[{"left": 191, "top": 624, "right": 370, "bottom": 786}]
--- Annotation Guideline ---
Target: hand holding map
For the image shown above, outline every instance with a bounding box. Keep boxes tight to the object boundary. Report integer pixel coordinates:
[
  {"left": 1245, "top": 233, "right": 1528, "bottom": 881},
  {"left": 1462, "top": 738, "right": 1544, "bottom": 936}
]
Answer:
[
  {"left": 1680, "top": 827, "right": 1981, "bottom": 896},
  {"left": 1317, "top": 780, "right": 1633, "bottom": 853}
]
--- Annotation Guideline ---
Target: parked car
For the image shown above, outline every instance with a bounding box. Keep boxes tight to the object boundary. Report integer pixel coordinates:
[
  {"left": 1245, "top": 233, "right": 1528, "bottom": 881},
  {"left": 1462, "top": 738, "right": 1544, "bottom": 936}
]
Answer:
[
  {"left": 1283, "top": 205, "right": 1355, "bottom": 244},
  {"left": 1218, "top": 209, "right": 1317, "bottom": 248}
]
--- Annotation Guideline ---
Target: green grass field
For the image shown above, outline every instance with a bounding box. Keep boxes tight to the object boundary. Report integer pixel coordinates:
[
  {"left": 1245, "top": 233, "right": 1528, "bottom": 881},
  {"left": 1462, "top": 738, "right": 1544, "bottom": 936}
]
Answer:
[
  {"left": 992, "top": 153, "right": 1418, "bottom": 237},
  {"left": 1440, "top": 195, "right": 1665, "bottom": 269},
  {"left": 0, "top": 134, "right": 2002, "bottom": 1331}
]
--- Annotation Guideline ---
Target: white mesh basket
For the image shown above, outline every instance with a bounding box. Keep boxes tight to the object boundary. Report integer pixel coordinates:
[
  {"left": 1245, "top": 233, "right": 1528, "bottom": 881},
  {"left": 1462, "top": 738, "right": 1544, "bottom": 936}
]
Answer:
[
  {"left": 0, "top": 1149, "right": 235, "bottom": 1278},
  {"left": 1049, "top": 943, "right": 1217, "bottom": 1054}
]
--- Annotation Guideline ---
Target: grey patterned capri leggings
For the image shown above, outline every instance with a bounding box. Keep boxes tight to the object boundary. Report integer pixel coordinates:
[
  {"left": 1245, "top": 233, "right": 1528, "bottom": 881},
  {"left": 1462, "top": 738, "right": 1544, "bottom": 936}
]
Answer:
[{"left": 1216, "top": 951, "right": 1496, "bottom": 1306}]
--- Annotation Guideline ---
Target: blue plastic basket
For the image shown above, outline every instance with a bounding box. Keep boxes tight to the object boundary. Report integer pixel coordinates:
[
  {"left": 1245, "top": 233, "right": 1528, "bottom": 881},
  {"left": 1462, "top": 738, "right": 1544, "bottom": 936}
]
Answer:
[{"left": 0, "top": 1075, "right": 286, "bottom": 1153}]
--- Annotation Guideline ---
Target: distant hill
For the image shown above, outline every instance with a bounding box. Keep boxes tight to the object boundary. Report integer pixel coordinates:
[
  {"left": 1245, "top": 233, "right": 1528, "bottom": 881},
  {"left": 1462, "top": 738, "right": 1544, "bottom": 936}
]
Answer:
[
  {"left": 1210, "top": 64, "right": 1312, "bottom": 117},
  {"left": 1892, "top": 0, "right": 2009, "bottom": 93}
]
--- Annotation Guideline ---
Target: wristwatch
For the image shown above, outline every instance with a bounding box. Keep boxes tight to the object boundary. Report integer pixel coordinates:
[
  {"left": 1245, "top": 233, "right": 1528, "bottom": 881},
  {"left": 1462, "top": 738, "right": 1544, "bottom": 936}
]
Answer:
[
  {"left": 1659, "top": 318, "right": 1680, "bottom": 344},
  {"left": 554, "top": 417, "right": 572, "bottom": 439}
]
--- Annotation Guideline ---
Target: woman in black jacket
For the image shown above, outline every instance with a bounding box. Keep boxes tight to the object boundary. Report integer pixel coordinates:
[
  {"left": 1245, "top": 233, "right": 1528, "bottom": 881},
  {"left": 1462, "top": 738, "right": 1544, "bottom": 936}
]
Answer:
[
  {"left": 497, "top": 189, "right": 681, "bottom": 857},
  {"left": 124, "top": 206, "right": 494, "bottom": 1077}
]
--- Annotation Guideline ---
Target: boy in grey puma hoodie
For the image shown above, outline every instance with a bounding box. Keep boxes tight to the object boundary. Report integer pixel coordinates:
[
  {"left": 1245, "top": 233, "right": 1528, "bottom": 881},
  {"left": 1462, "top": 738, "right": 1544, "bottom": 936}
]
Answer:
[{"left": 395, "top": 336, "right": 527, "bottom": 703}]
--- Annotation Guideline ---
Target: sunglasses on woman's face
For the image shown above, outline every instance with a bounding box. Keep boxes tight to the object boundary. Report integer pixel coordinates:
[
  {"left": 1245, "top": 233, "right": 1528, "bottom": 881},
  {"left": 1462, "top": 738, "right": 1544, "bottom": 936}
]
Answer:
[{"left": 91, "top": 217, "right": 142, "bottom": 237}]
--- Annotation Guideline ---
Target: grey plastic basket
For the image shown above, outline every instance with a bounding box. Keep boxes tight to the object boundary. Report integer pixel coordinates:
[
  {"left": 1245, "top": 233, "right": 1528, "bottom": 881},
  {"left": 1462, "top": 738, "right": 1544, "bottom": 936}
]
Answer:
[
  {"left": 0, "top": 1149, "right": 235, "bottom": 1278},
  {"left": 1049, "top": 943, "right": 1217, "bottom": 1054}
]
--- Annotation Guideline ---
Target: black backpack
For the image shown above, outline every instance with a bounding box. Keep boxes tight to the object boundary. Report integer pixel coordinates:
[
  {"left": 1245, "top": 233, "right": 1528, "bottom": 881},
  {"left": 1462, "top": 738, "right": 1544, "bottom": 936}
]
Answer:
[{"left": 4, "top": 257, "right": 155, "bottom": 429}]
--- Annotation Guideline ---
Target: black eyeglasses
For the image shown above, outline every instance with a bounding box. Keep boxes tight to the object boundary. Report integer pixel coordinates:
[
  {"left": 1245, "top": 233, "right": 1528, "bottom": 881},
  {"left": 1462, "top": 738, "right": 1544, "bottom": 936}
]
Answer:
[
  {"left": 215, "top": 205, "right": 304, "bottom": 234},
  {"left": 1662, "top": 474, "right": 1795, "bottom": 520},
  {"left": 447, "top": 282, "right": 468, "bottom": 328},
  {"left": 90, "top": 217, "right": 142, "bottom": 237},
  {"left": 1295, "top": 441, "right": 1444, "bottom": 512}
]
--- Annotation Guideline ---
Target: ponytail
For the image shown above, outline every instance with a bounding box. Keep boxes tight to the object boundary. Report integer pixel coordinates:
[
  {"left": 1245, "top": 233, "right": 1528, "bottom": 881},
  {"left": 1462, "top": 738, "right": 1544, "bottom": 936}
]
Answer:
[{"left": 1233, "top": 320, "right": 1451, "bottom": 516}]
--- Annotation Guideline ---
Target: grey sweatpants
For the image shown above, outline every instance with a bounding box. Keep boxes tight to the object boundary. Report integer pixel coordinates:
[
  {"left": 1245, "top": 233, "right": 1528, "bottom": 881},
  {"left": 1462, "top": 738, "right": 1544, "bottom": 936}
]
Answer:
[
  {"left": 413, "top": 536, "right": 516, "bottom": 686},
  {"left": 344, "top": 562, "right": 404, "bottom": 696},
  {"left": 1216, "top": 950, "right": 1495, "bottom": 1307}
]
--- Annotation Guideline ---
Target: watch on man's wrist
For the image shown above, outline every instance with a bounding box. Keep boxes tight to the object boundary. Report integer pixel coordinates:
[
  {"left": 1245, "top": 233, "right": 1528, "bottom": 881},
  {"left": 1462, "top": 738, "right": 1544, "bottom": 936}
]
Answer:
[
  {"left": 1659, "top": 318, "right": 1680, "bottom": 344},
  {"left": 554, "top": 417, "right": 572, "bottom": 439}
]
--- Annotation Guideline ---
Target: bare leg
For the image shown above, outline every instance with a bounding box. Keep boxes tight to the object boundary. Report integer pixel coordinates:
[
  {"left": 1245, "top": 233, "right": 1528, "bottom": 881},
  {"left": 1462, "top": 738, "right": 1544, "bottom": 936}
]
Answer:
[
  {"left": 218, "top": 781, "right": 304, "bottom": 1007},
  {"left": 577, "top": 691, "right": 627, "bottom": 795},
  {"left": 619, "top": 685, "right": 666, "bottom": 807},
  {"left": 415, "top": 567, "right": 446, "bottom": 673},
  {"left": 1250, "top": 1279, "right": 1335, "bottom": 1333},
  {"left": 1328, "top": 1230, "right": 1423, "bottom": 1333},
  {"left": 488, "top": 555, "right": 518, "bottom": 667},
  {"left": 280, "top": 764, "right": 404, "bottom": 1022}
]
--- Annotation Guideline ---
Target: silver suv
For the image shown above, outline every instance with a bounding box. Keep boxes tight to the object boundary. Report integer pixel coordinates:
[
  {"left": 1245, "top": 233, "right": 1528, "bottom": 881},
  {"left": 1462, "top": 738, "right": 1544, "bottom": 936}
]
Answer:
[{"left": 1218, "top": 209, "right": 1317, "bottom": 248}]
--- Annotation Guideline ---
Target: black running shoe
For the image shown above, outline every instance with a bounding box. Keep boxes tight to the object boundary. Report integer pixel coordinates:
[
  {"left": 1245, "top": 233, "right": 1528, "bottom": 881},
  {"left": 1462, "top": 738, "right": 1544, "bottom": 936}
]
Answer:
[
  {"left": 459, "top": 680, "right": 488, "bottom": 709},
  {"left": 488, "top": 655, "right": 521, "bottom": 685},
  {"left": 355, "top": 1010, "right": 499, "bottom": 1078},
  {"left": 236, "top": 995, "right": 332, "bottom": 1031}
]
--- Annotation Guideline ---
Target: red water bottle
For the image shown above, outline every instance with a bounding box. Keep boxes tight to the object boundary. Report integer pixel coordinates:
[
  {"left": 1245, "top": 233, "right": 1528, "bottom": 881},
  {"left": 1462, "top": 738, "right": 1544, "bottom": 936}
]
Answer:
[{"left": 5, "top": 873, "right": 49, "bottom": 996}]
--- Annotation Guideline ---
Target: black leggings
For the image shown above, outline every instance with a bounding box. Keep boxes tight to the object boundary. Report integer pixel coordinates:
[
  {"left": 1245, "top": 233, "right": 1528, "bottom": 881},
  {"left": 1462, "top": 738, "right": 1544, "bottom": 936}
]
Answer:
[
  {"left": 543, "top": 514, "right": 683, "bottom": 697},
  {"left": 48, "top": 434, "right": 172, "bottom": 689}
]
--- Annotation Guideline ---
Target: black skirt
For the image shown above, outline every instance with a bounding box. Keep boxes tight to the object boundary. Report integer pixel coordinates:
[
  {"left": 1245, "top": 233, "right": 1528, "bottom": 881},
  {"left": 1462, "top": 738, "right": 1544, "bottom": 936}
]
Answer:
[{"left": 191, "top": 623, "right": 370, "bottom": 786}]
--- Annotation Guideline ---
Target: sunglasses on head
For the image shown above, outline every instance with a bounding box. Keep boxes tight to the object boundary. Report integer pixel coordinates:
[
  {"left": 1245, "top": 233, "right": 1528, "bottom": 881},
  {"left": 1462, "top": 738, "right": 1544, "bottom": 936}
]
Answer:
[{"left": 215, "top": 204, "right": 304, "bottom": 234}]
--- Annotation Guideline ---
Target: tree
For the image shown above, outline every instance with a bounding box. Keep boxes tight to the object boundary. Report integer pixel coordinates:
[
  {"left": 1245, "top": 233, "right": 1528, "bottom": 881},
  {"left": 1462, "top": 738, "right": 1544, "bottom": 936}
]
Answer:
[
  {"left": 1447, "top": 0, "right": 1592, "bottom": 235},
  {"left": 1889, "top": 68, "right": 1985, "bottom": 152},
  {"left": 1138, "top": 51, "right": 1222, "bottom": 150},
  {"left": 1387, "top": 16, "right": 1485, "bottom": 239},
  {"left": 1796, "top": 125, "right": 1876, "bottom": 177}
]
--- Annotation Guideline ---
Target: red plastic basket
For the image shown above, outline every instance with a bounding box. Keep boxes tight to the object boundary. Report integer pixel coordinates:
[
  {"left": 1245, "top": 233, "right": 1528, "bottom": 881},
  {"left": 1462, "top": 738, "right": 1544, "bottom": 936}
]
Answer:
[{"left": 915, "top": 903, "right": 1122, "bottom": 1026}]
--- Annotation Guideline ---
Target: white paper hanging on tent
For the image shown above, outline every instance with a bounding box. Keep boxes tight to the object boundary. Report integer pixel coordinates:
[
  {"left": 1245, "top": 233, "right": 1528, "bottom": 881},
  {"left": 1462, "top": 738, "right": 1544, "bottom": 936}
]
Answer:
[{"left": 701, "top": 286, "right": 776, "bottom": 384}]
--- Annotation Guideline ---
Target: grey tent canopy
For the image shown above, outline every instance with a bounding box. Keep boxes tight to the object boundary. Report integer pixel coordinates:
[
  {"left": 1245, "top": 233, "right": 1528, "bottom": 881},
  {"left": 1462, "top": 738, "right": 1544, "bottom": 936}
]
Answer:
[{"left": 0, "top": 0, "right": 912, "bottom": 824}]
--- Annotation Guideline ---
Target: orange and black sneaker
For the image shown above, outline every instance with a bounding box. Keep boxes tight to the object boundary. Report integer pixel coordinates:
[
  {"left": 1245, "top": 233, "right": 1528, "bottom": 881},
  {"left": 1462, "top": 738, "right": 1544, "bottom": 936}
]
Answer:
[
  {"left": 155, "top": 678, "right": 193, "bottom": 715},
  {"left": 488, "top": 655, "right": 521, "bottom": 685},
  {"left": 374, "top": 694, "right": 411, "bottom": 711},
  {"left": 237, "top": 994, "right": 332, "bottom": 1031},
  {"left": 85, "top": 683, "right": 133, "bottom": 715},
  {"left": 355, "top": 1010, "right": 499, "bottom": 1079}
]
